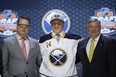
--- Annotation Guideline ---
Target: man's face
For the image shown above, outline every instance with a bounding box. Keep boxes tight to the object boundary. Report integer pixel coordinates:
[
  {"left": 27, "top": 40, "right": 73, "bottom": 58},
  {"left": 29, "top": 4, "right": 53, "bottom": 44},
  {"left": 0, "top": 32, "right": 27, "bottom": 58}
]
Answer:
[
  {"left": 51, "top": 19, "right": 64, "bottom": 34},
  {"left": 88, "top": 21, "right": 101, "bottom": 39},
  {"left": 17, "top": 18, "right": 30, "bottom": 37}
]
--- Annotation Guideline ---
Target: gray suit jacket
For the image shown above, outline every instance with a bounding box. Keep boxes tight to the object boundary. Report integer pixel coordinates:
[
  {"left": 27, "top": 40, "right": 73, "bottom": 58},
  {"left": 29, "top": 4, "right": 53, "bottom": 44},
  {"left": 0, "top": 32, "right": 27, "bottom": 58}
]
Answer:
[{"left": 1, "top": 35, "right": 42, "bottom": 77}]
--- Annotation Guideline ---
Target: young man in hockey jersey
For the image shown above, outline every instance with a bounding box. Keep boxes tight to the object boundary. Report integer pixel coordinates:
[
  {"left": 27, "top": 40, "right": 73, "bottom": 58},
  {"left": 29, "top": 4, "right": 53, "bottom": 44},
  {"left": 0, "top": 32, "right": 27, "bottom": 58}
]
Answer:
[{"left": 39, "top": 13, "right": 81, "bottom": 77}]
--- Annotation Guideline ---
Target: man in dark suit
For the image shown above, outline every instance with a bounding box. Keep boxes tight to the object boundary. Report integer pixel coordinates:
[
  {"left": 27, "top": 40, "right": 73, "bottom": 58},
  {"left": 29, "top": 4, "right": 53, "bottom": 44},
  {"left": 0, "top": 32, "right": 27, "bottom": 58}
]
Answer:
[
  {"left": 1, "top": 16, "right": 42, "bottom": 77},
  {"left": 0, "top": 41, "right": 3, "bottom": 77},
  {"left": 76, "top": 18, "right": 116, "bottom": 77},
  {"left": 0, "top": 52, "right": 2, "bottom": 76}
]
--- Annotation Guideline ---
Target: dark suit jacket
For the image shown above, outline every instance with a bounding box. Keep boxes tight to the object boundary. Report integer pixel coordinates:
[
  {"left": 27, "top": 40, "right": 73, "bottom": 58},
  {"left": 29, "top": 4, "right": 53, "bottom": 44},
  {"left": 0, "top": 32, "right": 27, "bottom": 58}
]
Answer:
[
  {"left": 1, "top": 35, "right": 42, "bottom": 77},
  {"left": 76, "top": 34, "right": 116, "bottom": 77},
  {"left": 0, "top": 49, "right": 3, "bottom": 76},
  {"left": 0, "top": 39, "right": 3, "bottom": 76}
]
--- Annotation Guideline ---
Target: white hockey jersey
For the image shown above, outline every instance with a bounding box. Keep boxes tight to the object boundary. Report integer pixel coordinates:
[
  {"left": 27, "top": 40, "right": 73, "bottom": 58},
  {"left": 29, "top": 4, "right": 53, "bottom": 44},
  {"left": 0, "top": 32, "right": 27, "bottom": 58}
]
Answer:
[{"left": 39, "top": 32, "right": 81, "bottom": 77}]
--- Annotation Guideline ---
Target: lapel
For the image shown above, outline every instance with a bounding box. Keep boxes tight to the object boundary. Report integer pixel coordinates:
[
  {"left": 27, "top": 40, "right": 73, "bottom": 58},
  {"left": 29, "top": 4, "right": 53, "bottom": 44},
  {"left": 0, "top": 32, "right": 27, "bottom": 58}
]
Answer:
[
  {"left": 27, "top": 37, "right": 34, "bottom": 61},
  {"left": 92, "top": 35, "right": 104, "bottom": 62},
  {"left": 13, "top": 36, "right": 27, "bottom": 61},
  {"left": 88, "top": 35, "right": 104, "bottom": 63}
]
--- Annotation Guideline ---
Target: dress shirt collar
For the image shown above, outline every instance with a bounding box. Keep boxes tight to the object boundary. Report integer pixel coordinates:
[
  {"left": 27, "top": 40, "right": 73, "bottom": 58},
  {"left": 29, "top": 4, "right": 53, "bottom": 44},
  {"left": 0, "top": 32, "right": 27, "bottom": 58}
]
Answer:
[
  {"left": 15, "top": 34, "right": 28, "bottom": 40},
  {"left": 89, "top": 34, "right": 101, "bottom": 43}
]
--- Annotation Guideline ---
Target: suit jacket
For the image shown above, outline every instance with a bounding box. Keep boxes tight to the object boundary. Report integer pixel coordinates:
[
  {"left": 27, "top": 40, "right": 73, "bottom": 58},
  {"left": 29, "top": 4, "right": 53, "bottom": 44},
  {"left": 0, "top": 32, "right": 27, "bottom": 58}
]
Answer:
[
  {"left": 0, "top": 39, "right": 3, "bottom": 76},
  {"left": 1, "top": 35, "right": 42, "bottom": 77},
  {"left": 76, "top": 34, "right": 116, "bottom": 77},
  {"left": 0, "top": 48, "right": 3, "bottom": 76}
]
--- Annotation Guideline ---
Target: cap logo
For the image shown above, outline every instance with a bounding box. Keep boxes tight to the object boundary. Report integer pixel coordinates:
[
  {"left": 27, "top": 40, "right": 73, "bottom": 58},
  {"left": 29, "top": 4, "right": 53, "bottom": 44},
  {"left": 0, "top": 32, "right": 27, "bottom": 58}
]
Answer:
[{"left": 55, "top": 14, "right": 59, "bottom": 17}]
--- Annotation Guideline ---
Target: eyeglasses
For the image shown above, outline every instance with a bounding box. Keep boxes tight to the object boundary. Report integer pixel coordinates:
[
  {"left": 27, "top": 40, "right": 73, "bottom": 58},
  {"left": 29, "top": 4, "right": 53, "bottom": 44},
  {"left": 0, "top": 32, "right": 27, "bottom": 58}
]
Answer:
[
  {"left": 51, "top": 22, "right": 63, "bottom": 26},
  {"left": 18, "top": 24, "right": 30, "bottom": 28}
]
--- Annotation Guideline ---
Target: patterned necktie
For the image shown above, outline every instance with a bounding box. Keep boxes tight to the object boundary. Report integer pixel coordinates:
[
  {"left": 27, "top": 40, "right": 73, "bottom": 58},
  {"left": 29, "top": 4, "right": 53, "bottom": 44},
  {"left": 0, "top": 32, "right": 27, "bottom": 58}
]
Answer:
[
  {"left": 21, "top": 37, "right": 27, "bottom": 60},
  {"left": 56, "top": 34, "right": 60, "bottom": 42},
  {"left": 89, "top": 39, "right": 95, "bottom": 63}
]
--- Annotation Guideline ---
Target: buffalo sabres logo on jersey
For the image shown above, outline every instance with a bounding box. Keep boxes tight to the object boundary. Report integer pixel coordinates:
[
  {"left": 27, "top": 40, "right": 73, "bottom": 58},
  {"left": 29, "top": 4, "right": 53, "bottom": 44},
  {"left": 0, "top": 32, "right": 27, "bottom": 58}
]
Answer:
[{"left": 49, "top": 48, "right": 67, "bottom": 66}]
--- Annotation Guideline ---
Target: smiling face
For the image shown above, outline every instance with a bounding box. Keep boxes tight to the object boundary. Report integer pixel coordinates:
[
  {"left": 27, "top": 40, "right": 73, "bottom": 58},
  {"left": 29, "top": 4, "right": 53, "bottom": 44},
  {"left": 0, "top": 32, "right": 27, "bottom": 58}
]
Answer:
[
  {"left": 87, "top": 19, "right": 101, "bottom": 39},
  {"left": 17, "top": 18, "right": 30, "bottom": 37},
  {"left": 51, "top": 19, "right": 64, "bottom": 34}
]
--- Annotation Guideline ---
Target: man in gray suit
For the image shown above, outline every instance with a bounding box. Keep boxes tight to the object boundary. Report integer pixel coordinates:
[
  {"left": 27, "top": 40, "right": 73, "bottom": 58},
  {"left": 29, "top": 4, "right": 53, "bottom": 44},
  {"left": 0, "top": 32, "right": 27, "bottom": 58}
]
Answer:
[{"left": 1, "top": 16, "right": 42, "bottom": 77}]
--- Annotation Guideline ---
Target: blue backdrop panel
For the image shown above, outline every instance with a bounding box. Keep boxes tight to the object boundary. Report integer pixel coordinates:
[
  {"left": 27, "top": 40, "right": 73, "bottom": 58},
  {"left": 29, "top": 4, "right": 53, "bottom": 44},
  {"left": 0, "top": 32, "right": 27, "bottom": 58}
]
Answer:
[{"left": 0, "top": 0, "right": 115, "bottom": 39}]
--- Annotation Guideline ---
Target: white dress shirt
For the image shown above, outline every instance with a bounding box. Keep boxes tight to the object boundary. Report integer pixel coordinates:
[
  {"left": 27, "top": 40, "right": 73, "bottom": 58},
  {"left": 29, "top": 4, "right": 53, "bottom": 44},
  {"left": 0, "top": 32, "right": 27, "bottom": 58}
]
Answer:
[{"left": 86, "top": 34, "right": 100, "bottom": 58}]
